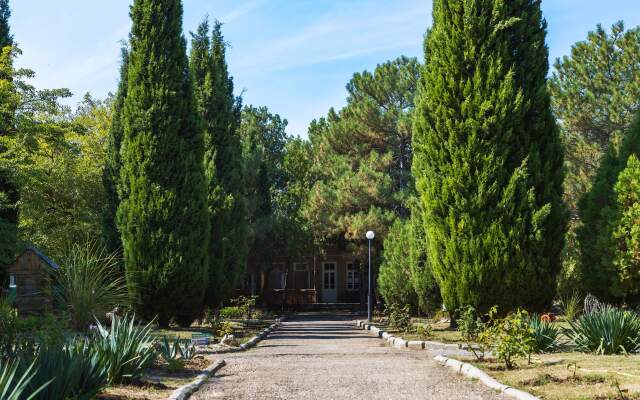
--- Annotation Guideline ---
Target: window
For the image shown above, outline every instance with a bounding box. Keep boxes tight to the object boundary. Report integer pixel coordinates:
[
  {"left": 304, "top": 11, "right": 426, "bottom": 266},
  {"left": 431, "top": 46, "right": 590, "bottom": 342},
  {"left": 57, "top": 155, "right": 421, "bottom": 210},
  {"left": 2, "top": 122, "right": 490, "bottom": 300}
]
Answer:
[
  {"left": 346, "top": 263, "right": 360, "bottom": 291},
  {"left": 293, "top": 263, "right": 310, "bottom": 289},
  {"left": 8, "top": 274, "right": 15, "bottom": 288}
]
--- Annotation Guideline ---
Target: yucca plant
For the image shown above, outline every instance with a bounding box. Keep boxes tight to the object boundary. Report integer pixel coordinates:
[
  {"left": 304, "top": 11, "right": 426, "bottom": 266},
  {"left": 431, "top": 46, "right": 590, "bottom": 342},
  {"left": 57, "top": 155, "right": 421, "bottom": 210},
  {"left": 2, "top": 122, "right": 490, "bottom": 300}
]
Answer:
[
  {"left": 0, "top": 360, "right": 50, "bottom": 400},
  {"left": 54, "top": 241, "right": 131, "bottom": 332},
  {"left": 92, "top": 313, "right": 157, "bottom": 383},
  {"left": 528, "top": 314, "right": 562, "bottom": 353},
  {"left": 564, "top": 305, "right": 640, "bottom": 354},
  {"left": 17, "top": 340, "right": 108, "bottom": 400}
]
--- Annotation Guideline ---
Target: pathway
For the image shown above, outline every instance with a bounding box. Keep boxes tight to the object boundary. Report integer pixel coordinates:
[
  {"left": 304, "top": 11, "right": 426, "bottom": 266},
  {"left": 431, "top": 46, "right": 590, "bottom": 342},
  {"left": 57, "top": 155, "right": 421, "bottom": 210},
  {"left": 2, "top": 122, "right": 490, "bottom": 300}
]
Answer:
[{"left": 193, "top": 312, "right": 505, "bottom": 400}]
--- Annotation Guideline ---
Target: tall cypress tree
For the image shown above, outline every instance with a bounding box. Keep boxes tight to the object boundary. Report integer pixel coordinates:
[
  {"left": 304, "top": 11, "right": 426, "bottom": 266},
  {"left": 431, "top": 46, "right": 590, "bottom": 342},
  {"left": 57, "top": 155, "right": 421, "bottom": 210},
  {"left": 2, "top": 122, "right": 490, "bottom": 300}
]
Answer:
[
  {"left": 0, "top": 0, "right": 18, "bottom": 271},
  {"left": 103, "top": 47, "right": 128, "bottom": 258},
  {"left": 118, "top": 0, "right": 209, "bottom": 326},
  {"left": 190, "top": 19, "right": 248, "bottom": 309},
  {"left": 413, "top": 0, "right": 565, "bottom": 315}
]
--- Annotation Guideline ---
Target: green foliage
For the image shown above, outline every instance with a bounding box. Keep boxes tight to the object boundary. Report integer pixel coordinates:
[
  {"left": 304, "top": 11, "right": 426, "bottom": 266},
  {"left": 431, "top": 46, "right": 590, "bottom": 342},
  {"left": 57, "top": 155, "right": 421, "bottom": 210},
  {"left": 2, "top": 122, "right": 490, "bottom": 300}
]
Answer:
[
  {"left": 16, "top": 94, "right": 109, "bottom": 261},
  {"left": 0, "top": 44, "right": 18, "bottom": 270},
  {"left": 118, "top": 0, "right": 209, "bottom": 325},
  {"left": 560, "top": 292, "right": 583, "bottom": 321},
  {"left": 550, "top": 22, "right": 640, "bottom": 297},
  {"left": 407, "top": 200, "right": 441, "bottom": 315},
  {"left": 157, "top": 336, "right": 193, "bottom": 372},
  {"left": 609, "top": 155, "right": 640, "bottom": 300},
  {"left": 413, "top": 323, "right": 432, "bottom": 339},
  {"left": 215, "top": 321, "right": 234, "bottom": 338},
  {"left": 0, "top": 360, "right": 49, "bottom": 400},
  {"left": 387, "top": 303, "right": 411, "bottom": 333},
  {"left": 0, "top": 303, "right": 66, "bottom": 359},
  {"left": 378, "top": 219, "right": 418, "bottom": 311},
  {"left": 219, "top": 306, "right": 243, "bottom": 320},
  {"left": 578, "top": 119, "right": 640, "bottom": 302},
  {"left": 457, "top": 306, "right": 487, "bottom": 361},
  {"left": 564, "top": 305, "right": 640, "bottom": 355},
  {"left": 102, "top": 47, "right": 128, "bottom": 257},
  {"left": 53, "top": 241, "right": 130, "bottom": 332},
  {"left": 480, "top": 308, "right": 535, "bottom": 370},
  {"left": 528, "top": 314, "right": 562, "bottom": 353},
  {"left": 190, "top": 19, "right": 248, "bottom": 309},
  {"left": 305, "top": 57, "right": 419, "bottom": 252},
  {"left": 92, "top": 313, "right": 157, "bottom": 384},
  {"left": 17, "top": 341, "right": 108, "bottom": 400},
  {"left": 413, "top": 0, "right": 565, "bottom": 315},
  {"left": 228, "top": 296, "right": 257, "bottom": 320}
]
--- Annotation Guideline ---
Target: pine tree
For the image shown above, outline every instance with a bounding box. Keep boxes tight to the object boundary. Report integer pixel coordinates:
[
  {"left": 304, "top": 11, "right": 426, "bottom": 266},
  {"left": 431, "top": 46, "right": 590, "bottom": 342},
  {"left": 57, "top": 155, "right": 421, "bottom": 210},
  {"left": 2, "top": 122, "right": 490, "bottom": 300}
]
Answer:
[
  {"left": 118, "top": 0, "right": 209, "bottom": 326},
  {"left": 413, "top": 0, "right": 565, "bottom": 315},
  {"left": 578, "top": 118, "right": 640, "bottom": 302},
  {"left": 190, "top": 19, "right": 248, "bottom": 310},
  {"left": 103, "top": 47, "right": 128, "bottom": 258},
  {"left": 0, "top": 0, "right": 17, "bottom": 270}
]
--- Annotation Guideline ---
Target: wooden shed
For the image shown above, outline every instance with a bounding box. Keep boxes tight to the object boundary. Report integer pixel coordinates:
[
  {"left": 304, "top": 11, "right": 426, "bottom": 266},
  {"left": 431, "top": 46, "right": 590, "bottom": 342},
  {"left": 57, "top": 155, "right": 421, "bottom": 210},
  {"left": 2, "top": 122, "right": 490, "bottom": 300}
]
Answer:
[{"left": 6, "top": 247, "right": 59, "bottom": 315}]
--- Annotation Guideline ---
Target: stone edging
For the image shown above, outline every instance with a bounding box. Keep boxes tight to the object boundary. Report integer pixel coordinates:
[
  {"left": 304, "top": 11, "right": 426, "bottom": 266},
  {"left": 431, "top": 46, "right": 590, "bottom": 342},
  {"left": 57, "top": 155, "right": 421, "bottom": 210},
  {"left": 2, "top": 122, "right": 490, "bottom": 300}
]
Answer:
[
  {"left": 207, "top": 316, "right": 287, "bottom": 354},
  {"left": 354, "top": 320, "right": 539, "bottom": 400},
  {"left": 168, "top": 316, "right": 286, "bottom": 399},
  {"left": 168, "top": 359, "right": 226, "bottom": 400}
]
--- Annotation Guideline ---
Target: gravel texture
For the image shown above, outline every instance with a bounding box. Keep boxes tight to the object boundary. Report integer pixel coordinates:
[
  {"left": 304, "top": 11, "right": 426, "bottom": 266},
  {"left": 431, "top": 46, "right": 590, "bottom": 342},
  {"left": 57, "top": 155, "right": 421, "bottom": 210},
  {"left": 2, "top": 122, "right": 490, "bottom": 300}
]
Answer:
[{"left": 192, "top": 312, "right": 505, "bottom": 400}]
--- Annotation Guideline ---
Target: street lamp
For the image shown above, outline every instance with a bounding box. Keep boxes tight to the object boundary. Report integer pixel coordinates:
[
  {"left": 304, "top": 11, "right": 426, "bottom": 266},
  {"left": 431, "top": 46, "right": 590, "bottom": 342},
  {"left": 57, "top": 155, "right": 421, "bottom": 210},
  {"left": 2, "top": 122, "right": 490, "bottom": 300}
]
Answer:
[{"left": 366, "top": 230, "right": 375, "bottom": 322}]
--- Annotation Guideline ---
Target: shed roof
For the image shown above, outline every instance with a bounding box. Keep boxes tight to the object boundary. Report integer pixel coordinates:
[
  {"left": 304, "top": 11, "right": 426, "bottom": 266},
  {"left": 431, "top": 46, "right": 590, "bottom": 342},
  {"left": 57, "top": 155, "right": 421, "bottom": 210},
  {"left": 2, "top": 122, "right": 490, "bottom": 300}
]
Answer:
[{"left": 24, "top": 247, "right": 60, "bottom": 270}]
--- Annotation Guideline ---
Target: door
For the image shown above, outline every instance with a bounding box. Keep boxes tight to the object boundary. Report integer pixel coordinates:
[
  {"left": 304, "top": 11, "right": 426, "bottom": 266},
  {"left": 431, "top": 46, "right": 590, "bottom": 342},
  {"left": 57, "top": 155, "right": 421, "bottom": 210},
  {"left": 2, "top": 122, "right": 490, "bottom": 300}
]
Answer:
[{"left": 322, "top": 262, "right": 337, "bottom": 303}]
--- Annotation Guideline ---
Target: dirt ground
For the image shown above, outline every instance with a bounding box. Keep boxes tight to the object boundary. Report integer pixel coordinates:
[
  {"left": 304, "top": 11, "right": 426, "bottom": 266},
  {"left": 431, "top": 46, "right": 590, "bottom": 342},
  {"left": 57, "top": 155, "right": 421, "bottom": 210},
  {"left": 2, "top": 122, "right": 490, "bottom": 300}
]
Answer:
[{"left": 192, "top": 312, "right": 507, "bottom": 400}]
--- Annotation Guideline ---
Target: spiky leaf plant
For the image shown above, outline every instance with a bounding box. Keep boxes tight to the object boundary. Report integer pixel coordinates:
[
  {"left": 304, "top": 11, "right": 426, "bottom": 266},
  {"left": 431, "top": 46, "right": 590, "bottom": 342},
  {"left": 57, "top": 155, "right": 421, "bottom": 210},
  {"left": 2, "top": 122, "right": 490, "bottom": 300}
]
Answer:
[
  {"left": 0, "top": 360, "right": 50, "bottom": 400},
  {"left": 565, "top": 305, "right": 640, "bottom": 354},
  {"left": 529, "top": 314, "right": 562, "bottom": 353}
]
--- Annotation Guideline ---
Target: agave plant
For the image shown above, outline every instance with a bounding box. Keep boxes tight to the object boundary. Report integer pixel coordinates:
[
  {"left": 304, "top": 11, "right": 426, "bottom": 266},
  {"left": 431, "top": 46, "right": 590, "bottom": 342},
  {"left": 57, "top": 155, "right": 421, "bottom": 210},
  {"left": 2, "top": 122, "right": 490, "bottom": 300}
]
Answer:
[
  {"left": 157, "top": 337, "right": 185, "bottom": 372},
  {"left": 564, "top": 305, "right": 640, "bottom": 355},
  {"left": 0, "top": 360, "right": 50, "bottom": 400},
  {"left": 53, "top": 241, "right": 131, "bottom": 332},
  {"left": 92, "top": 313, "right": 157, "bottom": 383},
  {"left": 528, "top": 314, "right": 562, "bottom": 353}
]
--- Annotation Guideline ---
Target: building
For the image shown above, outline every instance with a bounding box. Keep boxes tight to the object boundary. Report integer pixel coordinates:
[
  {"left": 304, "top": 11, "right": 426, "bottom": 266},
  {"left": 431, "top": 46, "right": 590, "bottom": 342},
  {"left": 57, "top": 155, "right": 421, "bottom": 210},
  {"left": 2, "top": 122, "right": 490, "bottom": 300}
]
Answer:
[
  {"left": 244, "top": 247, "right": 368, "bottom": 307},
  {"left": 6, "top": 247, "right": 59, "bottom": 315}
]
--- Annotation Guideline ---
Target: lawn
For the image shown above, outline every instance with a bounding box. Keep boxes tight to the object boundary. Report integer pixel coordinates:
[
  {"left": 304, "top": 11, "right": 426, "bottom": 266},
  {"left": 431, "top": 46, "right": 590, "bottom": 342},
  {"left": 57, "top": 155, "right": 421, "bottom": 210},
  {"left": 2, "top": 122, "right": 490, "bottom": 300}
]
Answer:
[{"left": 462, "top": 353, "right": 640, "bottom": 400}]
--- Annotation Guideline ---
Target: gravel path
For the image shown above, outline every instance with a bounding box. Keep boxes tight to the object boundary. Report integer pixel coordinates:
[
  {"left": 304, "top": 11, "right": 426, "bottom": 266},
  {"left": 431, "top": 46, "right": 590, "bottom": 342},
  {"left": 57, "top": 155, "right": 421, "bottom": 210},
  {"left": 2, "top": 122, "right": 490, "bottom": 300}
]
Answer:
[{"left": 193, "top": 312, "right": 505, "bottom": 400}]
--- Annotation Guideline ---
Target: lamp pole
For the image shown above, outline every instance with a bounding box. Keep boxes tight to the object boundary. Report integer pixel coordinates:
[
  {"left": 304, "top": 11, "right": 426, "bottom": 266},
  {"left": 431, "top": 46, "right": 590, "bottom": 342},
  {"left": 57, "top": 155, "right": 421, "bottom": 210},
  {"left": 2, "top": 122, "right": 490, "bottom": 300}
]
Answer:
[{"left": 366, "top": 230, "right": 375, "bottom": 322}]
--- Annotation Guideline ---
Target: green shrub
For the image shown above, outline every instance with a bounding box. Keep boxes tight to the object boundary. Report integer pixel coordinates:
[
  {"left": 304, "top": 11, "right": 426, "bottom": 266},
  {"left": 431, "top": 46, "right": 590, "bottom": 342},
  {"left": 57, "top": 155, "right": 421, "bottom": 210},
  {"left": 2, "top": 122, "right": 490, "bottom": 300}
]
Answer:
[
  {"left": 0, "top": 360, "right": 50, "bottom": 400},
  {"left": 92, "top": 313, "right": 157, "bottom": 383},
  {"left": 560, "top": 292, "right": 583, "bottom": 321},
  {"left": 413, "top": 323, "right": 432, "bottom": 338},
  {"left": 219, "top": 306, "right": 244, "bottom": 320},
  {"left": 17, "top": 341, "right": 108, "bottom": 400},
  {"left": 228, "top": 296, "right": 257, "bottom": 320},
  {"left": 480, "top": 308, "right": 535, "bottom": 370},
  {"left": 54, "top": 242, "right": 130, "bottom": 331},
  {"left": 387, "top": 303, "right": 412, "bottom": 333},
  {"left": 565, "top": 305, "right": 640, "bottom": 354},
  {"left": 215, "top": 321, "right": 234, "bottom": 337},
  {"left": 528, "top": 314, "right": 562, "bottom": 353},
  {"left": 457, "top": 306, "right": 486, "bottom": 361},
  {"left": 0, "top": 307, "right": 66, "bottom": 359}
]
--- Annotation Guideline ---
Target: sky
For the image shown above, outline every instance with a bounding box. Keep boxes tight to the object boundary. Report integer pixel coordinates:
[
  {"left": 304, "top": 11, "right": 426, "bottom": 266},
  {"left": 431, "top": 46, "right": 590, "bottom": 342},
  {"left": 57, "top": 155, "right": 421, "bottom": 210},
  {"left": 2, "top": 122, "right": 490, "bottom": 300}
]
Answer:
[{"left": 10, "top": 0, "right": 640, "bottom": 137}]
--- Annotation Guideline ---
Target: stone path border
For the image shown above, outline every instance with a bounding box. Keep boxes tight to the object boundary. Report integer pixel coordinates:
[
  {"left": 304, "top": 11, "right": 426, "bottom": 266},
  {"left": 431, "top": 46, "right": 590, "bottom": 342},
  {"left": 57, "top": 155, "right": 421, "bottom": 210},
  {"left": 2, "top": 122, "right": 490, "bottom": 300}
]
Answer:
[
  {"left": 168, "top": 316, "right": 286, "bottom": 399},
  {"left": 354, "top": 320, "right": 540, "bottom": 400}
]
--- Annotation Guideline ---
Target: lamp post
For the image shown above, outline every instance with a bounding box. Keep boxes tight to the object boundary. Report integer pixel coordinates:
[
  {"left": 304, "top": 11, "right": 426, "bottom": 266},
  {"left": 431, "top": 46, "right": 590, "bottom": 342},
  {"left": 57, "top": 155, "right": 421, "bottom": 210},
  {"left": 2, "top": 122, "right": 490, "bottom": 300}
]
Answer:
[{"left": 366, "top": 230, "right": 375, "bottom": 322}]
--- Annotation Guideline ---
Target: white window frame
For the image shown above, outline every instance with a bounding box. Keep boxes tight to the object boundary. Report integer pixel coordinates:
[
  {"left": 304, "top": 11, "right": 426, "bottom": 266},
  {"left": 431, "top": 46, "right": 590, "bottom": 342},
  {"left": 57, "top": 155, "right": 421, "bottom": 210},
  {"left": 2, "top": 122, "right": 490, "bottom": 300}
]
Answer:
[
  {"left": 9, "top": 274, "right": 16, "bottom": 288},
  {"left": 346, "top": 262, "right": 360, "bottom": 291},
  {"left": 271, "top": 263, "right": 286, "bottom": 289}
]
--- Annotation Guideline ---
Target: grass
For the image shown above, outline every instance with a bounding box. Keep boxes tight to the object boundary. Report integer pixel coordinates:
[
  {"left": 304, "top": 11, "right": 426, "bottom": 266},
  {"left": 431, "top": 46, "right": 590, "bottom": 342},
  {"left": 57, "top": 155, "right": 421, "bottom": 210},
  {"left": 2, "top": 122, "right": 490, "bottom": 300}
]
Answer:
[{"left": 464, "top": 352, "right": 640, "bottom": 400}]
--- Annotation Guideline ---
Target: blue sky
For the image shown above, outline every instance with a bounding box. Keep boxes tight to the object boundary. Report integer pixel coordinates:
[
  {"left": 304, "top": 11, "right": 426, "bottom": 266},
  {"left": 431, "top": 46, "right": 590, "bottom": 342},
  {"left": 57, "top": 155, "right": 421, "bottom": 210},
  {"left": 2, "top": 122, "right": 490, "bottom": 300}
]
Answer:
[{"left": 10, "top": 0, "right": 640, "bottom": 137}]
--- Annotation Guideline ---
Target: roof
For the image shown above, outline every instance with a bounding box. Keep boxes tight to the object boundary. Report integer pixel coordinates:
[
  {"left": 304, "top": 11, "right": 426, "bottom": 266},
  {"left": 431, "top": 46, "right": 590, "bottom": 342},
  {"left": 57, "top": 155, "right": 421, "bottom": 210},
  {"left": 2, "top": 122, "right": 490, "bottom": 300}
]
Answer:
[{"left": 24, "top": 246, "right": 60, "bottom": 270}]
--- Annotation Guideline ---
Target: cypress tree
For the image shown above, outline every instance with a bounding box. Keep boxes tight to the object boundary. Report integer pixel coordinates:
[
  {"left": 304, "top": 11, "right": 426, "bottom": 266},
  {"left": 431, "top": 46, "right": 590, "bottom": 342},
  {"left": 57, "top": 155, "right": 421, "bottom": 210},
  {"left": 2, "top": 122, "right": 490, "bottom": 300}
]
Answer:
[
  {"left": 190, "top": 19, "right": 248, "bottom": 310},
  {"left": 118, "top": 0, "right": 209, "bottom": 326},
  {"left": 103, "top": 47, "right": 128, "bottom": 258},
  {"left": 0, "top": 0, "right": 17, "bottom": 271},
  {"left": 413, "top": 0, "right": 565, "bottom": 315},
  {"left": 578, "top": 118, "right": 640, "bottom": 302}
]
